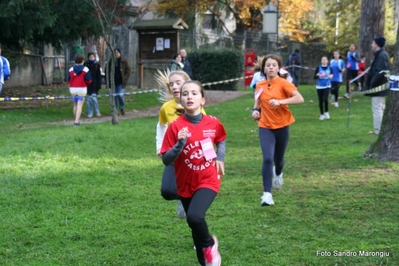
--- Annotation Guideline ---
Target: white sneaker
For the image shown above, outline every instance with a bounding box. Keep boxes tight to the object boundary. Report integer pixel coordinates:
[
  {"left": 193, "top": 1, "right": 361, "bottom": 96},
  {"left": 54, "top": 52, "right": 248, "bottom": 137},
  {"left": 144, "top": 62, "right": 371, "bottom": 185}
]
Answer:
[
  {"left": 272, "top": 167, "right": 283, "bottom": 190},
  {"left": 261, "top": 192, "right": 274, "bottom": 206},
  {"left": 324, "top": 112, "right": 330, "bottom": 119},
  {"left": 176, "top": 200, "right": 186, "bottom": 219},
  {"left": 203, "top": 236, "right": 221, "bottom": 266},
  {"left": 344, "top": 93, "right": 349, "bottom": 99},
  {"left": 319, "top": 114, "right": 325, "bottom": 120},
  {"left": 334, "top": 102, "right": 339, "bottom": 107}
]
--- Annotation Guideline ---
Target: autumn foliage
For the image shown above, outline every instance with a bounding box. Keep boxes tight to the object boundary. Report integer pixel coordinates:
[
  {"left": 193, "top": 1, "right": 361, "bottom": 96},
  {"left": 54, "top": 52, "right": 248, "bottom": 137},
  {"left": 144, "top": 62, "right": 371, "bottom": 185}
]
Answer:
[{"left": 152, "top": 0, "right": 316, "bottom": 42}]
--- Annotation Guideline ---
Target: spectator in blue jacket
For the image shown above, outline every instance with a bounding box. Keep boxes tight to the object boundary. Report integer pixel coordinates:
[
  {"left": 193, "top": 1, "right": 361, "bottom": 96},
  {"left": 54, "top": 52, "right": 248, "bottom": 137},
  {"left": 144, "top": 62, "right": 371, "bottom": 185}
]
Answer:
[{"left": 0, "top": 46, "right": 11, "bottom": 95}]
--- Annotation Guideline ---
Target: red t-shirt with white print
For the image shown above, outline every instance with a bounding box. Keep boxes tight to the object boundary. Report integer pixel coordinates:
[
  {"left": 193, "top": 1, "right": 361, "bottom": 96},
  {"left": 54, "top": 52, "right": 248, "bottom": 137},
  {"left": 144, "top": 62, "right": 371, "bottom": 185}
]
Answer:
[{"left": 161, "top": 115, "right": 226, "bottom": 198}]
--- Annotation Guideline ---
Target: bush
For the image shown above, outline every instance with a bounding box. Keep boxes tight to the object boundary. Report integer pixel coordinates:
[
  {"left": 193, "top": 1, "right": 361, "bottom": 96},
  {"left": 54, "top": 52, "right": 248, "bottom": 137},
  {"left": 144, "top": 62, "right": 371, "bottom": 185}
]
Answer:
[{"left": 189, "top": 49, "right": 243, "bottom": 91}]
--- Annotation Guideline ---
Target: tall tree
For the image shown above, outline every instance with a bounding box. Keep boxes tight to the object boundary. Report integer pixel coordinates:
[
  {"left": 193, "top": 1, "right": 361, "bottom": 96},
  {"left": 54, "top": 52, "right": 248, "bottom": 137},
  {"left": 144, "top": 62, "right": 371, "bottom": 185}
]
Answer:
[
  {"left": 362, "top": 1, "right": 399, "bottom": 161},
  {"left": 0, "top": 0, "right": 102, "bottom": 51},
  {"left": 90, "top": 0, "right": 137, "bottom": 125},
  {"left": 358, "top": 0, "right": 385, "bottom": 66},
  {"left": 323, "top": 0, "right": 361, "bottom": 53}
]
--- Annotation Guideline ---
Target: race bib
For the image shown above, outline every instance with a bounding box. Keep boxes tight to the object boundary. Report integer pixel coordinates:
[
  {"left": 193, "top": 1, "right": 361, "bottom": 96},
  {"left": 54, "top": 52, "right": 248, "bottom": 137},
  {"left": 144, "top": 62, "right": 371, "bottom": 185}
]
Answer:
[{"left": 200, "top": 138, "right": 217, "bottom": 161}]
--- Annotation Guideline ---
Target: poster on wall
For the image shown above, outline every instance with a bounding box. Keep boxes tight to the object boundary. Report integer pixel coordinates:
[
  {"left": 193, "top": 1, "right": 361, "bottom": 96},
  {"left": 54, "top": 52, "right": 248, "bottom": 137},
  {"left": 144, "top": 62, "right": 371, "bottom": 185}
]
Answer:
[
  {"left": 156, "top": 37, "right": 164, "bottom": 51},
  {"left": 164, "top": 39, "right": 170, "bottom": 49}
]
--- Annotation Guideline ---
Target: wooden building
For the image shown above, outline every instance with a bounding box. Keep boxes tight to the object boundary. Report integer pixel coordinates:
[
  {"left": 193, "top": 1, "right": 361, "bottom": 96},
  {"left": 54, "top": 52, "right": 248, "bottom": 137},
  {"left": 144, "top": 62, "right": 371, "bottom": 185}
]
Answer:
[{"left": 132, "top": 18, "right": 189, "bottom": 88}]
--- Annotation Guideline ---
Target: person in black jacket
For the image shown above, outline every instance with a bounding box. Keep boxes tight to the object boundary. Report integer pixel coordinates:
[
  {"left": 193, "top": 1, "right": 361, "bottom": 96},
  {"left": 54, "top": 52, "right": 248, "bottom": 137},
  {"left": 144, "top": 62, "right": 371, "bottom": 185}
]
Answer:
[
  {"left": 84, "top": 52, "right": 103, "bottom": 117},
  {"left": 363, "top": 37, "right": 390, "bottom": 135},
  {"left": 286, "top": 49, "right": 301, "bottom": 87}
]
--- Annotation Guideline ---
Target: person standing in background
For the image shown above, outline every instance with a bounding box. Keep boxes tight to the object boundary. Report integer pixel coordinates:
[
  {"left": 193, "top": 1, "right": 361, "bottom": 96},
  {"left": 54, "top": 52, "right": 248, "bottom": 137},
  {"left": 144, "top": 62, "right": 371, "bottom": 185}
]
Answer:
[
  {"left": 344, "top": 44, "right": 361, "bottom": 98},
  {"left": 363, "top": 37, "right": 390, "bottom": 135},
  {"left": 286, "top": 49, "right": 301, "bottom": 87},
  {"left": 170, "top": 53, "right": 184, "bottom": 71},
  {"left": 180, "top": 49, "right": 192, "bottom": 78},
  {"left": 107, "top": 48, "right": 131, "bottom": 116},
  {"left": 358, "top": 55, "right": 367, "bottom": 91},
  {"left": 84, "top": 52, "right": 102, "bottom": 118},
  {"left": 0, "top": 46, "right": 11, "bottom": 95}
]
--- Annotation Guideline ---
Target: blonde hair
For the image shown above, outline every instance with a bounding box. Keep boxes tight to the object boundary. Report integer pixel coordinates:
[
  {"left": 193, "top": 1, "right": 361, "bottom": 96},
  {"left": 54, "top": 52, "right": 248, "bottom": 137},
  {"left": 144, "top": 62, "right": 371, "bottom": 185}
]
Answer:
[
  {"left": 155, "top": 70, "right": 191, "bottom": 103},
  {"left": 252, "top": 55, "right": 265, "bottom": 72}
]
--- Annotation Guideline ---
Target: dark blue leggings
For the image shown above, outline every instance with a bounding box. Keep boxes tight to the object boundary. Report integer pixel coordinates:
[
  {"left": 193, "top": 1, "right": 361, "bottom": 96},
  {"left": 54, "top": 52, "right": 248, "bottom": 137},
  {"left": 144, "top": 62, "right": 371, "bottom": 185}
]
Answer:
[
  {"left": 259, "top": 127, "right": 290, "bottom": 193},
  {"left": 180, "top": 188, "right": 217, "bottom": 266}
]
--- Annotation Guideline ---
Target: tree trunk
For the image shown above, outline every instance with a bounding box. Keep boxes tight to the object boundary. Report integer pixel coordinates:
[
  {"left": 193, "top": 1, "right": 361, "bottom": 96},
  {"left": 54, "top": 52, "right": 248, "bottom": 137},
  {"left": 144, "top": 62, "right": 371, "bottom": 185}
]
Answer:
[
  {"left": 364, "top": 91, "right": 399, "bottom": 161},
  {"left": 364, "top": 9, "right": 399, "bottom": 161},
  {"left": 358, "top": 0, "right": 385, "bottom": 66},
  {"left": 105, "top": 46, "right": 119, "bottom": 126}
]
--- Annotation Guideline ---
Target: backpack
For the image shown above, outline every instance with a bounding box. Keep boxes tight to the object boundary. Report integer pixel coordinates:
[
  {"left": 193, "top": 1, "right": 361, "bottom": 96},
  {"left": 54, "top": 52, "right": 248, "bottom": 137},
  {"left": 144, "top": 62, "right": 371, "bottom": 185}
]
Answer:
[{"left": 1, "top": 56, "right": 11, "bottom": 80}]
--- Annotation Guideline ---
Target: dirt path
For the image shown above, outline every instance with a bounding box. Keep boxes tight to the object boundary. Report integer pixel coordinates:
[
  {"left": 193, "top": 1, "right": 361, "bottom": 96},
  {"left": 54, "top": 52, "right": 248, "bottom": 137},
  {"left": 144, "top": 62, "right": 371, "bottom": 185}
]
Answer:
[{"left": 57, "top": 90, "right": 250, "bottom": 126}]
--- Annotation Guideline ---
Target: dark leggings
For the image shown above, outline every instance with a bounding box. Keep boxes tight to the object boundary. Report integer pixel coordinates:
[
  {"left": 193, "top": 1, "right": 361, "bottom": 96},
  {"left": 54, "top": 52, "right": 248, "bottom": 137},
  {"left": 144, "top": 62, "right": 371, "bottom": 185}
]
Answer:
[
  {"left": 160, "top": 163, "right": 179, "bottom": 200},
  {"left": 317, "top": 88, "right": 330, "bottom": 114},
  {"left": 346, "top": 69, "right": 358, "bottom": 93},
  {"left": 331, "top": 81, "right": 341, "bottom": 103},
  {"left": 180, "top": 188, "right": 217, "bottom": 266},
  {"left": 259, "top": 127, "right": 289, "bottom": 193}
]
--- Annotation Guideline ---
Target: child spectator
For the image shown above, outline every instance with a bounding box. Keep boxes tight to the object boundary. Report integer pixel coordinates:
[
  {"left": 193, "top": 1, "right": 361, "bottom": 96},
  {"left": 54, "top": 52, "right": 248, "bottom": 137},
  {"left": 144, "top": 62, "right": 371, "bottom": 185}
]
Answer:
[{"left": 69, "top": 54, "right": 92, "bottom": 126}]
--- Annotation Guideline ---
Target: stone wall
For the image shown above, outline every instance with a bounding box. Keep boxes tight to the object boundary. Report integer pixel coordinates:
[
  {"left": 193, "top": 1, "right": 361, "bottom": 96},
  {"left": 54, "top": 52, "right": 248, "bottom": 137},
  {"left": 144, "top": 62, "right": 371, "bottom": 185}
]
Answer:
[
  {"left": 297, "top": 43, "right": 329, "bottom": 85},
  {"left": 3, "top": 54, "right": 65, "bottom": 89}
]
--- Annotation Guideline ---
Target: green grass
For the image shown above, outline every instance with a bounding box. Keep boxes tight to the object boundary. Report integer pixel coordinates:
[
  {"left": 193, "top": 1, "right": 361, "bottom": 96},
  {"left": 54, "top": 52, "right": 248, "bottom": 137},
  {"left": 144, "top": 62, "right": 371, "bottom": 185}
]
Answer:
[
  {"left": 0, "top": 85, "right": 159, "bottom": 131},
  {"left": 0, "top": 85, "right": 398, "bottom": 265}
]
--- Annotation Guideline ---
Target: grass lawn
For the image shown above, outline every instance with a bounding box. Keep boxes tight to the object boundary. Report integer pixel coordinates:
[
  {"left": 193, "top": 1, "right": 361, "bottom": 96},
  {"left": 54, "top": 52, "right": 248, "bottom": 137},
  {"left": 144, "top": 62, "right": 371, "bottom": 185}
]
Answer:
[{"left": 0, "top": 84, "right": 398, "bottom": 265}]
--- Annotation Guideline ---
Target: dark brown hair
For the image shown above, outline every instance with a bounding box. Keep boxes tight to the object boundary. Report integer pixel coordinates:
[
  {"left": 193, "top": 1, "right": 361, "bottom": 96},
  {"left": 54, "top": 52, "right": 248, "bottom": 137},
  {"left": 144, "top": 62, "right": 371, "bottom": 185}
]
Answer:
[
  {"left": 261, "top": 54, "right": 283, "bottom": 76},
  {"left": 180, "top": 80, "right": 205, "bottom": 98},
  {"left": 74, "top": 54, "right": 85, "bottom": 64}
]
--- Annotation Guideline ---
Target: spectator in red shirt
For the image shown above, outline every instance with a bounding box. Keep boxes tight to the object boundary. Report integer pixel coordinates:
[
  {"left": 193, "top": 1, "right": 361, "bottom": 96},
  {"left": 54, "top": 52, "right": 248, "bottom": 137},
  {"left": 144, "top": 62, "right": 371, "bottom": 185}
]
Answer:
[{"left": 358, "top": 55, "right": 367, "bottom": 90}]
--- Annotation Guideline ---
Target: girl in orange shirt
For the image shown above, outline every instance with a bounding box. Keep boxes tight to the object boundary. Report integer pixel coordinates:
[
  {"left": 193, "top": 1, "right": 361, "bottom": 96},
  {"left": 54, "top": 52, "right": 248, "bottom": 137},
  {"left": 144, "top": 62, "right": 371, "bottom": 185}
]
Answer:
[{"left": 252, "top": 54, "right": 304, "bottom": 206}]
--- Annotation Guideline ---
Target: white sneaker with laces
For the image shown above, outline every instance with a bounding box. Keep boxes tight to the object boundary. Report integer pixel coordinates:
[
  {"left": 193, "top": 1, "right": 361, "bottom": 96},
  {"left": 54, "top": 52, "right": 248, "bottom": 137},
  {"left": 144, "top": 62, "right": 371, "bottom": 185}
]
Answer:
[
  {"left": 334, "top": 102, "right": 339, "bottom": 107},
  {"left": 261, "top": 192, "right": 274, "bottom": 206},
  {"left": 176, "top": 200, "right": 186, "bottom": 219},
  {"left": 203, "top": 236, "right": 221, "bottom": 266},
  {"left": 324, "top": 112, "right": 330, "bottom": 119},
  {"left": 272, "top": 167, "right": 283, "bottom": 190},
  {"left": 319, "top": 114, "right": 325, "bottom": 120}
]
